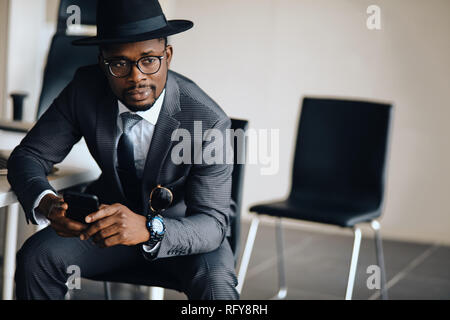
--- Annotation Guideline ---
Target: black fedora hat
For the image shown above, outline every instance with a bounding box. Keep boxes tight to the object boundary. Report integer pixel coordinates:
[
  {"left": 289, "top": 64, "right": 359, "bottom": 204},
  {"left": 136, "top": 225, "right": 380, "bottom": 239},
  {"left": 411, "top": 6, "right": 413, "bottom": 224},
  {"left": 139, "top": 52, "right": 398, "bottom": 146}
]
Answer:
[{"left": 72, "top": 0, "right": 193, "bottom": 46}]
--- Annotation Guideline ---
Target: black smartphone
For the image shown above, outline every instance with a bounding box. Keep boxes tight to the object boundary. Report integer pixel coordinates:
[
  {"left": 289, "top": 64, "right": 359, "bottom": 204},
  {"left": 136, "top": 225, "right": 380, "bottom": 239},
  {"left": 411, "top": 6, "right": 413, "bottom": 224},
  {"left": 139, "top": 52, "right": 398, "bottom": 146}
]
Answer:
[{"left": 64, "top": 191, "right": 99, "bottom": 224}]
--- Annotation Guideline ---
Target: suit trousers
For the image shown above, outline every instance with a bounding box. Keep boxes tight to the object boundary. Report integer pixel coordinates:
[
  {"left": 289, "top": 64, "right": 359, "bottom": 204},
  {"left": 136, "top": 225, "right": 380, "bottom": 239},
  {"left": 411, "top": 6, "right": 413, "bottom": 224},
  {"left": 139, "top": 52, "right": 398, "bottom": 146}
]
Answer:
[{"left": 15, "top": 226, "right": 239, "bottom": 300}]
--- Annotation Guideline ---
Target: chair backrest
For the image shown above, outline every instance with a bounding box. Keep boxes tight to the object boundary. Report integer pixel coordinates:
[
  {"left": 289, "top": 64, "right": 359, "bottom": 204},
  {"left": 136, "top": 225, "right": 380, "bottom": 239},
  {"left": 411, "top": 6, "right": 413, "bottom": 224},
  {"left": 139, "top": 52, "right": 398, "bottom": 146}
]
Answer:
[
  {"left": 290, "top": 97, "right": 392, "bottom": 212},
  {"left": 36, "top": 34, "right": 99, "bottom": 119},
  {"left": 36, "top": 0, "right": 98, "bottom": 119},
  {"left": 228, "top": 118, "right": 248, "bottom": 263},
  {"left": 57, "top": 0, "right": 98, "bottom": 33}
]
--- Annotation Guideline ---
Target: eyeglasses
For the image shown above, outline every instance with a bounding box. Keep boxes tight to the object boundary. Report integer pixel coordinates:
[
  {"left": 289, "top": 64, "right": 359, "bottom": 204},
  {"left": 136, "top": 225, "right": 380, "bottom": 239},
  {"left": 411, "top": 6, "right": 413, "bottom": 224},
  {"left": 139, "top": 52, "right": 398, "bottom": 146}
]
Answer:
[
  {"left": 102, "top": 51, "right": 166, "bottom": 78},
  {"left": 149, "top": 184, "right": 173, "bottom": 213}
]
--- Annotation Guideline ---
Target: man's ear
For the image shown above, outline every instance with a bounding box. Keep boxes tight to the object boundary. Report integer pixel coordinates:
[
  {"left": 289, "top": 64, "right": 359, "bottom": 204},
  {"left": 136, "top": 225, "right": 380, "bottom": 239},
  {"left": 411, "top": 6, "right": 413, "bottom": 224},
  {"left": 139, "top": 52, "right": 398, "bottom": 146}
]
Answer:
[{"left": 165, "top": 45, "right": 173, "bottom": 68}]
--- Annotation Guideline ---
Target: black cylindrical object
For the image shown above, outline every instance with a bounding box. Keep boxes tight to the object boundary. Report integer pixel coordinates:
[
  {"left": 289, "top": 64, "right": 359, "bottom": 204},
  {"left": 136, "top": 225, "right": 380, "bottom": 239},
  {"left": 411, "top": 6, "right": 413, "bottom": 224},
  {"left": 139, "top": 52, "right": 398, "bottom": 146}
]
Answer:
[{"left": 10, "top": 92, "right": 28, "bottom": 121}]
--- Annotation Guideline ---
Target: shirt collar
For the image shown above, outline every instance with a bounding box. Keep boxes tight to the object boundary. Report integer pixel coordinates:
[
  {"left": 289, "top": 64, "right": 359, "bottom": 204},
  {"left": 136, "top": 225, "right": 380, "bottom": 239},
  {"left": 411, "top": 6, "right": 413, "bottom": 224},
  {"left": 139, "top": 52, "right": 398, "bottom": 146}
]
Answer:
[{"left": 117, "top": 89, "right": 166, "bottom": 126}]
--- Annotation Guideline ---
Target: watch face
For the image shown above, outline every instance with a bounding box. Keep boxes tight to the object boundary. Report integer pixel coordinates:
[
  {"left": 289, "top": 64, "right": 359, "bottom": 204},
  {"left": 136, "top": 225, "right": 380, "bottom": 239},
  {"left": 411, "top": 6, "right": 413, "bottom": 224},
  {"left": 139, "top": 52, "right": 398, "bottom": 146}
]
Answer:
[{"left": 152, "top": 217, "right": 164, "bottom": 235}]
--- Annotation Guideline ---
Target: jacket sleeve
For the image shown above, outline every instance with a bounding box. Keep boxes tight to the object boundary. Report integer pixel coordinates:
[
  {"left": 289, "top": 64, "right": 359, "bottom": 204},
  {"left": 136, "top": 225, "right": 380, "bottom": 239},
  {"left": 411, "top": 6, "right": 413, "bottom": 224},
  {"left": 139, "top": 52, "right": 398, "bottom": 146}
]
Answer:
[
  {"left": 7, "top": 78, "right": 82, "bottom": 224},
  {"left": 151, "top": 116, "right": 234, "bottom": 259}
]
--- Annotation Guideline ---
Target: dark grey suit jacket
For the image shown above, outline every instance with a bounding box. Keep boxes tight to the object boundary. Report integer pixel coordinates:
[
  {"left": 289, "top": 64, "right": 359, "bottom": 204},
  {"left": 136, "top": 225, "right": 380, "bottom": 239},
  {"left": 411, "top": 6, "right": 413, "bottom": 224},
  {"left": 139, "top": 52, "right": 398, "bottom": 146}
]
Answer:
[{"left": 7, "top": 65, "right": 234, "bottom": 260}]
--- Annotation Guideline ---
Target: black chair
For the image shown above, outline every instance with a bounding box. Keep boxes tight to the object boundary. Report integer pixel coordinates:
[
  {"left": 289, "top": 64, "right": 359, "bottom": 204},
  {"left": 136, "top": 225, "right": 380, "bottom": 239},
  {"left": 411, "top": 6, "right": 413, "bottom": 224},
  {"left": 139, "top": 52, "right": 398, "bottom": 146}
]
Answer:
[
  {"left": 37, "top": 0, "right": 99, "bottom": 119},
  {"left": 228, "top": 118, "right": 248, "bottom": 264},
  {"left": 36, "top": 34, "right": 99, "bottom": 119},
  {"left": 93, "top": 118, "right": 248, "bottom": 299},
  {"left": 237, "top": 97, "right": 393, "bottom": 300}
]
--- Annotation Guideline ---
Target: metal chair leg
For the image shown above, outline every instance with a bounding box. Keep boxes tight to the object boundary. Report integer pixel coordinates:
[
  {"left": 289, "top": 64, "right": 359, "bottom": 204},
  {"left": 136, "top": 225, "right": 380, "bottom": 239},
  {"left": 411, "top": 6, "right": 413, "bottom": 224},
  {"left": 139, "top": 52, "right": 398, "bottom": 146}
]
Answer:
[
  {"left": 272, "top": 218, "right": 287, "bottom": 299},
  {"left": 370, "top": 220, "right": 388, "bottom": 300},
  {"left": 236, "top": 215, "right": 260, "bottom": 294},
  {"left": 103, "top": 281, "right": 112, "bottom": 300},
  {"left": 2, "top": 203, "right": 19, "bottom": 300},
  {"left": 345, "top": 227, "right": 362, "bottom": 300}
]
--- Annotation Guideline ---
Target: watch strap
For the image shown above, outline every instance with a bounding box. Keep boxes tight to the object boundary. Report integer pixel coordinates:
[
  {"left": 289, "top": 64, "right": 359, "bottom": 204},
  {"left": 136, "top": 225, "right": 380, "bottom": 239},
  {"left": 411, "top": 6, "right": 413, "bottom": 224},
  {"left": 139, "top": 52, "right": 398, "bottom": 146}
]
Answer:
[{"left": 145, "top": 214, "right": 165, "bottom": 248}]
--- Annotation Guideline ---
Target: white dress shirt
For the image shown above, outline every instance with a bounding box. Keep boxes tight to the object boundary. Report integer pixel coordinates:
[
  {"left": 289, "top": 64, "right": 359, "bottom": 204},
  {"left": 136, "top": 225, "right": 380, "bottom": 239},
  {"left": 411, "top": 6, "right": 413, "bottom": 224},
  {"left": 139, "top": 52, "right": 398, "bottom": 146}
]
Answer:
[
  {"left": 116, "top": 91, "right": 165, "bottom": 178},
  {"left": 32, "top": 90, "right": 166, "bottom": 253}
]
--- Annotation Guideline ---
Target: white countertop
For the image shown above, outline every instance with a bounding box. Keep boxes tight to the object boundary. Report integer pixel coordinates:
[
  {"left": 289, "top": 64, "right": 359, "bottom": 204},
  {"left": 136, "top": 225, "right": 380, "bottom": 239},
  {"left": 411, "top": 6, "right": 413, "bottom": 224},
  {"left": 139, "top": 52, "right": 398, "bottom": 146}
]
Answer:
[{"left": 0, "top": 129, "right": 101, "bottom": 207}]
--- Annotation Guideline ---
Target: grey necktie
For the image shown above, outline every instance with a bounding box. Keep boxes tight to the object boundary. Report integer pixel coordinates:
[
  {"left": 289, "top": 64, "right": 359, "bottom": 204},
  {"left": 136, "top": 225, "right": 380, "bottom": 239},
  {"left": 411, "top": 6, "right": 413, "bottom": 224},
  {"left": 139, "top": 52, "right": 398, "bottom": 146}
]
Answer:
[{"left": 117, "top": 112, "right": 142, "bottom": 174}]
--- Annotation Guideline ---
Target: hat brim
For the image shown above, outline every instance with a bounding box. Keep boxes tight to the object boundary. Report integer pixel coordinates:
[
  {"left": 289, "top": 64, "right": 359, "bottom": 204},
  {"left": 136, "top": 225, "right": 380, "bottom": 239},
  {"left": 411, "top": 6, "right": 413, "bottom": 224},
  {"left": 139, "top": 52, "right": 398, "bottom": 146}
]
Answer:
[{"left": 72, "top": 20, "right": 193, "bottom": 46}]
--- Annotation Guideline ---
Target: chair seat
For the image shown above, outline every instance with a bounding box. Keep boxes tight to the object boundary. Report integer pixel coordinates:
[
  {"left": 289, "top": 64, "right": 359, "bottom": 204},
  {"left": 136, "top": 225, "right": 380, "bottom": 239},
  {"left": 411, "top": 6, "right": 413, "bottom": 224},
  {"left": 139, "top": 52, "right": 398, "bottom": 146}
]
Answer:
[{"left": 249, "top": 195, "right": 381, "bottom": 227}]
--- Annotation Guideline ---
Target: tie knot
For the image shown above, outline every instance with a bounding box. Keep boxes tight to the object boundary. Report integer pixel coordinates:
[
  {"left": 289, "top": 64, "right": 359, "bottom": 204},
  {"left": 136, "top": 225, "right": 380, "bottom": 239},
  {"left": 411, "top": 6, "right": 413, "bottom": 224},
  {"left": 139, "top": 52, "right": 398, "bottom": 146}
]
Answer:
[{"left": 121, "top": 112, "right": 142, "bottom": 134}]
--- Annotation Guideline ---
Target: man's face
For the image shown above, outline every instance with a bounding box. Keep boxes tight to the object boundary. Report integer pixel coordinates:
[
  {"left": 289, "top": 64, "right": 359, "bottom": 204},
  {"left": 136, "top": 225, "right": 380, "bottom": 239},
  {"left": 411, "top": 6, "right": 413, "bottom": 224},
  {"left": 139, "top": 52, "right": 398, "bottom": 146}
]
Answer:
[{"left": 100, "top": 38, "right": 173, "bottom": 112}]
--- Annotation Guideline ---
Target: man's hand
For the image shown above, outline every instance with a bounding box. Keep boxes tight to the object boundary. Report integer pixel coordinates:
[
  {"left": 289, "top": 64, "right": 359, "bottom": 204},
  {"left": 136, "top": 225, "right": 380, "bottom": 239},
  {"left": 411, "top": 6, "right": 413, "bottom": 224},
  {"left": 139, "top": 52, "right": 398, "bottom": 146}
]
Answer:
[
  {"left": 80, "top": 203, "right": 150, "bottom": 248},
  {"left": 38, "top": 193, "right": 88, "bottom": 237}
]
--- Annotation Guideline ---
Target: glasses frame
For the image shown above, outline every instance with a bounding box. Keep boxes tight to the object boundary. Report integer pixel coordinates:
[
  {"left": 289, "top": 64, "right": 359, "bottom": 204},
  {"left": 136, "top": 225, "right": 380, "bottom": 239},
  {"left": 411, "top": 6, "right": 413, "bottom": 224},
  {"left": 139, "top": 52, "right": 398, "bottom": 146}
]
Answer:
[
  {"left": 102, "top": 50, "right": 166, "bottom": 78},
  {"left": 148, "top": 184, "right": 173, "bottom": 213}
]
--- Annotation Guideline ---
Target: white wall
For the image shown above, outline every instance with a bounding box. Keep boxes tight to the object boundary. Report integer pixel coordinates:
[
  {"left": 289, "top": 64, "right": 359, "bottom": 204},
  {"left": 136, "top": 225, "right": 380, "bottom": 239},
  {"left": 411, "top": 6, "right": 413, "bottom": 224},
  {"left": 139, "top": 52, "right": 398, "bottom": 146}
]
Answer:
[
  {"left": 0, "top": 0, "right": 9, "bottom": 116},
  {"left": 165, "top": 0, "right": 450, "bottom": 244},
  {"left": 2, "top": 0, "right": 56, "bottom": 122}
]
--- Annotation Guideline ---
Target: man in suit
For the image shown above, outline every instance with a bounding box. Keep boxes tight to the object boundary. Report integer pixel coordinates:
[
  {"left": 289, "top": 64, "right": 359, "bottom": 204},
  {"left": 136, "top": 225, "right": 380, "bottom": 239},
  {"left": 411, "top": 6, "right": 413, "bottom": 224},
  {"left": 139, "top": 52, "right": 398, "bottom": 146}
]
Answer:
[{"left": 7, "top": 0, "right": 239, "bottom": 300}]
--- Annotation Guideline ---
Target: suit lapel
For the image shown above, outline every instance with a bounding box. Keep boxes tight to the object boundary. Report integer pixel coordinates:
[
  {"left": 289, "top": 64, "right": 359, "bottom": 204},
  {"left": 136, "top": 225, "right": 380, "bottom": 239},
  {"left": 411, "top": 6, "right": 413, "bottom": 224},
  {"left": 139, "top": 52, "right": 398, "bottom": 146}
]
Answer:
[
  {"left": 141, "top": 72, "right": 181, "bottom": 213},
  {"left": 95, "top": 88, "right": 126, "bottom": 202}
]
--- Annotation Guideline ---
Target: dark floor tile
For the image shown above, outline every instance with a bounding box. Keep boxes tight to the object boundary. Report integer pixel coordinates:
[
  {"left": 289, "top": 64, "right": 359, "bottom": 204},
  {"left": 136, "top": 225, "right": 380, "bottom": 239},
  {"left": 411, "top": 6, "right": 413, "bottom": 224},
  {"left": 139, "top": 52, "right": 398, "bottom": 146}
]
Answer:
[
  {"left": 240, "top": 263, "right": 343, "bottom": 300},
  {"left": 238, "top": 223, "right": 371, "bottom": 299},
  {"left": 236, "top": 219, "right": 315, "bottom": 272},
  {"left": 237, "top": 219, "right": 446, "bottom": 300},
  {"left": 407, "top": 246, "right": 450, "bottom": 279},
  {"left": 286, "top": 287, "right": 342, "bottom": 300},
  {"left": 386, "top": 273, "right": 450, "bottom": 300}
]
